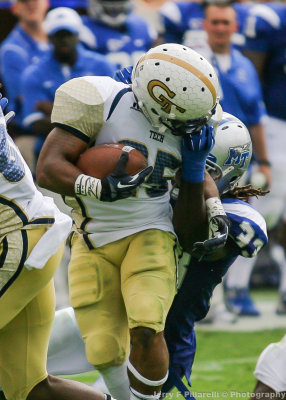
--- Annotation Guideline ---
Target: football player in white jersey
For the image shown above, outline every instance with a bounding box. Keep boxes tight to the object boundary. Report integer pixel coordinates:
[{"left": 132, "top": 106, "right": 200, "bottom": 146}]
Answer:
[
  {"left": 36, "top": 43, "right": 224, "bottom": 400},
  {"left": 35, "top": 112, "right": 268, "bottom": 400},
  {"left": 0, "top": 94, "right": 120, "bottom": 400}
]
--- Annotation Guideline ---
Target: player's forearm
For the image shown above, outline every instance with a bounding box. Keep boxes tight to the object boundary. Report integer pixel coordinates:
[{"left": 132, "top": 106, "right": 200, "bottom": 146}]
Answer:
[
  {"left": 173, "top": 180, "right": 208, "bottom": 253},
  {"left": 36, "top": 127, "right": 88, "bottom": 196},
  {"left": 36, "top": 156, "right": 82, "bottom": 196},
  {"left": 203, "top": 170, "right": 220, "bottom": 200}
]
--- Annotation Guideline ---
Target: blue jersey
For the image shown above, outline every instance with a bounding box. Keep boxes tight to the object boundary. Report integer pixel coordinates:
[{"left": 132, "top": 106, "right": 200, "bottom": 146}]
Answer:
[
  {"left": 0, "top": 25, "right": 50, "bottom": 121},
  {"left": 81, "top": 14, "right": 157, "bottom": 68},
  {"left": 163, "top": 197, "right": 267, "bottom": 396},
  {"left": 21, "top": 45, "right": 116, "bottom": 128},
  {"left": 0, "top": 0, "right": 87, "bottom": 7},
  {"left": 189, "top": 40, "right": 266, "bottom": 127},
  {"left": 50, "top": 0, "right": 87, "bottom": 7},
  {"left": 159, "top": 1, "right": 204, "bottom": 44},
  {"left": 243, "top": 2, "right": 286, "bottom": 121},
  {"left": 0, "top": 1, "right": 11, "bottom": 8},
  {"left": 216, "top": 49, "right": 265, "bottom": 127},
  {"left": 159, "top": 1, "right": 251, "bottom": 49}
]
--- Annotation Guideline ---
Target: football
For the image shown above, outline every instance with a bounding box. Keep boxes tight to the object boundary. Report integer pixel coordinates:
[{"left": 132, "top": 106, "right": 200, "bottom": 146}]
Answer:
[{"left": 76, "top": 143, "right": 148, "bottom": 179}]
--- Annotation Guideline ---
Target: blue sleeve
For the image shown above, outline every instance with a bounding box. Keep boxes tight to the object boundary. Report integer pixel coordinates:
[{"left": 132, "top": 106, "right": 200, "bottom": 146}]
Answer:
[
  {"left": 159, "top": 2, "right": 185, "bottom": 43},
  {"left": 244, "top": 60, "right": 266, "bottom": 125},
  {"left": 243, "top": 8, "right": 278, "bottom": 52},
  {"left": 0, "top": 123, "right": 25, "bottom": 182},
  {"left": 222, "top": 198, "right": 268, "bottom": 257},
  {"left": 96, "top": 59, "right": 117, "bottom": 78},
  {"left": 20, "top": 67, "right": 47, "bottom": 127},
  {"left": 0, "top": 45, "right": 30, "bottom": 113},
  {"left": 161, "top": 16, "right": 184, "bottom": 43}
]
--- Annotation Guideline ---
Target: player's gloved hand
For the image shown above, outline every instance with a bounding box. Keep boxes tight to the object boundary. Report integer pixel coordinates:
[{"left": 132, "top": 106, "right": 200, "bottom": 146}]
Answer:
[
  {"left": 181, "top": 125, "right": 215, "bottom": 183},
  {"left": 113, "top": 66, "right": 133, "bottom": 84},
  {"left": 75, "top": 152, "right": 153, "bottom": 202},
  {"left": 191, "top": 215, "right": 231, "bottom": 261},
  {"left": 101, "top": 152, "right": 152, "bottom": 201},
  {"left": 0, "top": 93, "right": 15, "bottom": 124}
]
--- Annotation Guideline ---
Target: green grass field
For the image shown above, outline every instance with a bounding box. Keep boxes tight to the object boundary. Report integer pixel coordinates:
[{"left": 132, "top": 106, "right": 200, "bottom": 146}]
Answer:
[{"left": 63, "top": 327, "right": 285, "bottom": 399}]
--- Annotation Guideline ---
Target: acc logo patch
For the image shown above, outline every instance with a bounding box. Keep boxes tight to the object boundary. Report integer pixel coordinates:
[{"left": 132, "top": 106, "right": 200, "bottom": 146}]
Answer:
[
  {"left": 224, "top": 143, "right": 251, "bottom": 169},
  {"left": 147, "top": 80, "right": 186, "bottom": 115}
]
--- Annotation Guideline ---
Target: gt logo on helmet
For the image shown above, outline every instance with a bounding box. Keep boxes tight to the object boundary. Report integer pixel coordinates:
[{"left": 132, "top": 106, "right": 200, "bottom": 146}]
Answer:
[{"left": 147, "top": 80, "right": 186, "bottom": 115}]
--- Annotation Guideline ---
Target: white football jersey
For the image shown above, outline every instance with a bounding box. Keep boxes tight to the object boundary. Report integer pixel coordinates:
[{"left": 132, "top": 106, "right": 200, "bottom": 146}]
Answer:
[
  {"left": 0, "top": 124, "right": 72, "bottom": 269},
  {"left": 52, "top": 76, "right": 184, "bottom": 248}
]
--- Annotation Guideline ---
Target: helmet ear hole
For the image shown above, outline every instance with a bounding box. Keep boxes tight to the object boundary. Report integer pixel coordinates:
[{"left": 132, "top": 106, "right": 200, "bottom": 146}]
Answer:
[{"left": 151, "top": 108, "right": 159, "bottom": 115}]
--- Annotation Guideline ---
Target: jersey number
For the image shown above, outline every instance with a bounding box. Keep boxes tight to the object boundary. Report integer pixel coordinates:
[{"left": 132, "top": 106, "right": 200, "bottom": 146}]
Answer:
[
  {"left": 119, "top": 139, "right": 181, "bottom": 198},
  {"left": 236, "top": 220, "right": 264, "bottom": 257}
]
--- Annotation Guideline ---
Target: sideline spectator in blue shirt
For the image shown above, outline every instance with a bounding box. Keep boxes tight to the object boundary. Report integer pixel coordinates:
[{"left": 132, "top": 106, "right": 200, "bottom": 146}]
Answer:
[
  {"left": 189, "top": 3, "right": 270, "bottom": 185},
  {"left": 0, "top": 0, "right": 50, "bottom": 123},
  {"left": 159, "top": 0, "right": 253, "bottom": 50},
  {"left": 21, "top": 7, "right": 116, "bottom": 163}
]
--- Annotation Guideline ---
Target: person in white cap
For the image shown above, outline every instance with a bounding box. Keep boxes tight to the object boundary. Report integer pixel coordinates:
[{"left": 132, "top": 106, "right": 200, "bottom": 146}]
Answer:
[{"left": 20, "top": 7, "right": 116, "bottom": 162}]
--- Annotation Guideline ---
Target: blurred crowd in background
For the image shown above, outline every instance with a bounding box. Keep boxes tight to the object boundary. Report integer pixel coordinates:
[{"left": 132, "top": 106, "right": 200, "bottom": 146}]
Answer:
[{"left": 0, "top": 0, "right": 286, "bottom": 325}]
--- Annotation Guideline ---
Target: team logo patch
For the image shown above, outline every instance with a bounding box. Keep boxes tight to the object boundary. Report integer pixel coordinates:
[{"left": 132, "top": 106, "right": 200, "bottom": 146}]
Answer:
[{"left": 224, "top": 143, "right": 251, "bottom": 169}]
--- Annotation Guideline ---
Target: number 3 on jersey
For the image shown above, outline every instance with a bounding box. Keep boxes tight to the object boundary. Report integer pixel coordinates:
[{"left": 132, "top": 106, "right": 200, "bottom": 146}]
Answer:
[{"left": 236, "top": 220, "right": 265, "bottom": 257}]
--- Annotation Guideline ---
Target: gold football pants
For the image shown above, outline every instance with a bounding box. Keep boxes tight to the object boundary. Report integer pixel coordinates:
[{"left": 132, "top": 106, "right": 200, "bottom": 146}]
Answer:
[
  {"left": 0, "top": 228, "right": 64, "bottom": 400},
  {"left": 69, "top": 229, "right": 178, "bottom": 369}
]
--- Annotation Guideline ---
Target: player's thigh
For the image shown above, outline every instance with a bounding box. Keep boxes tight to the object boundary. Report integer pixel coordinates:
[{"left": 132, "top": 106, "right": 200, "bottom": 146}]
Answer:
[
  {"left": 0, "top": 280, "right": 55, "bottom": 400},
  {"left": 121, "top": 229, "right": 178, "bottom": 332},
  {"left": 69, "top": 234, "right": 130, "bottom": 368},
  {"left": 0, "top": 228, "right": 63, "bottom": 329}
]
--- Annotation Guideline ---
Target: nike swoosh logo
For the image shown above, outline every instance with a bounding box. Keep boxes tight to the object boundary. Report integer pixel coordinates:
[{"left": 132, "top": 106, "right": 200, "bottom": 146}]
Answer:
[{"left": 117, "top": 182, "right": 136, "bottom": 189}]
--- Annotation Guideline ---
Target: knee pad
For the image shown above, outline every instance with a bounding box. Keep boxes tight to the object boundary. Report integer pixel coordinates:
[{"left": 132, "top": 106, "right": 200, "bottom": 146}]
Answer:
[
  {"left": 127, "top": 294, "right": 165, "bottom": 331},
  {"left": 85, "top": 333, "right": 127, "bottom": 369}
]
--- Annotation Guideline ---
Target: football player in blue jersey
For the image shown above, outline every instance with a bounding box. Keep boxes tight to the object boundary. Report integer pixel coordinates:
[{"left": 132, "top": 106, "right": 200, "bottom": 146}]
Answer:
[
  {"left": 183, "top": 2, "right": 271, "bottom": 316},
  {"left": 162, "top": 113, "right": 269, "bottom": 398},
  {"left": 80, "top": 0, "right": 158, "bottom": 69},
  {"left": 236, "top": 1, "right": 286, "bottom": 316}
]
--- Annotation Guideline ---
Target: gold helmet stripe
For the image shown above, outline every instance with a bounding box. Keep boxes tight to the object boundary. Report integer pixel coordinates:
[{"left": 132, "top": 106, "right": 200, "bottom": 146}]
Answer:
[{"left": 138, "top": 53, "right": 217, "bottom": 105}]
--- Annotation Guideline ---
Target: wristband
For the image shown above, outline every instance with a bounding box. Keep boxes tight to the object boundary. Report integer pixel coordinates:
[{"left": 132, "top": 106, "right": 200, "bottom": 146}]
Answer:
[
  {"left": 74, "top": 174, "right": 102, "bottom": 199},
  {"left": 205, "top": 197, "right": 226, "bottom": 221}
]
